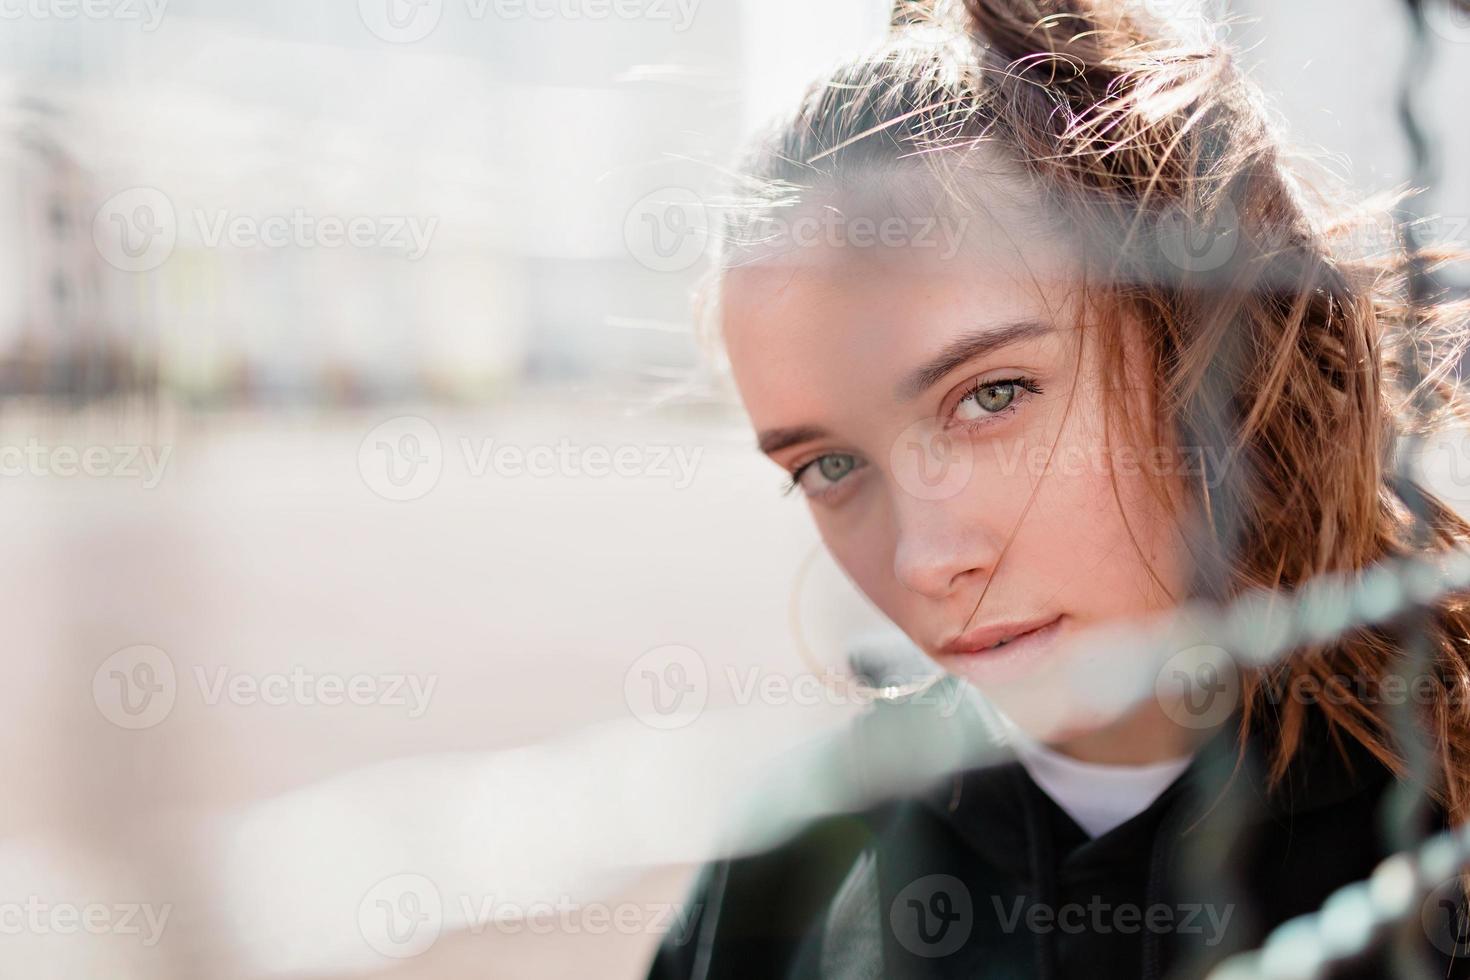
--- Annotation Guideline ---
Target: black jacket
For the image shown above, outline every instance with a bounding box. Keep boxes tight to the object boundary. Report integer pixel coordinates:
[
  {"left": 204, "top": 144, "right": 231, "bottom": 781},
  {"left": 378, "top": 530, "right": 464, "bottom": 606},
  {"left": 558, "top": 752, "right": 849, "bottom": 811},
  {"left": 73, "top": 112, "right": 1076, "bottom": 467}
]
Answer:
[{"left": 646, "top": 681, "right": 1468, "bottom": 980}]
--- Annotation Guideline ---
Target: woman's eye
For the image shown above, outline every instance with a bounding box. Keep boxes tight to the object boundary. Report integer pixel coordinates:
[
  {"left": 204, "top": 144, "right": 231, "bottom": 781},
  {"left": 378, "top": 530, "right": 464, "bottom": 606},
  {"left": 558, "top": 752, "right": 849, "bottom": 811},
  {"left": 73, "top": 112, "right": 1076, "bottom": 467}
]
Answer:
[
  {"left": 790, "top": 453, "right": 864, "bottom": 497},
  {"left": 951, "top": 376, "right": 1043, "bottom": 425},
  {"left": 815, "top": 454, "right": 857, "bottom": 482},
  {"left": 955, "top": 381, "right": 1018, "bottom": 421}
]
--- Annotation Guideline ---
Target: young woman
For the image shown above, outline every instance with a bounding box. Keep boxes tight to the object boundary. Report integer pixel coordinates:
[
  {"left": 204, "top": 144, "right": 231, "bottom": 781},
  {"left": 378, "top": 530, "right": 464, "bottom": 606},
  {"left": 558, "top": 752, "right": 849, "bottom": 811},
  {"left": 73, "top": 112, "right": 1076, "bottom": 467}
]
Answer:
[{"left": 648, "top": 1, "right": 1470, "bottom": 977}]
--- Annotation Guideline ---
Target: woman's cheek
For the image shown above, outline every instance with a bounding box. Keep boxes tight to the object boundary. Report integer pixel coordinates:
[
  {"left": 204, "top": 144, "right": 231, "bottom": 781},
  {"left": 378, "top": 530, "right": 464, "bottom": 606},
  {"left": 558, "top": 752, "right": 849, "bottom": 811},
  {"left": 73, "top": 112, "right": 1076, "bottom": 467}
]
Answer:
[{"left": 818, "top": 518, "right": 900, "bottom": 612}]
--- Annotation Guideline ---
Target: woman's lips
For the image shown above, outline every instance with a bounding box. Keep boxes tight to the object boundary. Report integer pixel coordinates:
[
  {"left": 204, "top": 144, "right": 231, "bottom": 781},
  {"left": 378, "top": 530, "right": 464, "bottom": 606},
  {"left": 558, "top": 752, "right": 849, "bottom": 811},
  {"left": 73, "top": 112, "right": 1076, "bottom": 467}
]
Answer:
[
  {"left": 932, "top": 615, "right": 1067, "bottom": 686},
  {"left": 940, "top": 614, "right": 1064, "bottom": 656}
]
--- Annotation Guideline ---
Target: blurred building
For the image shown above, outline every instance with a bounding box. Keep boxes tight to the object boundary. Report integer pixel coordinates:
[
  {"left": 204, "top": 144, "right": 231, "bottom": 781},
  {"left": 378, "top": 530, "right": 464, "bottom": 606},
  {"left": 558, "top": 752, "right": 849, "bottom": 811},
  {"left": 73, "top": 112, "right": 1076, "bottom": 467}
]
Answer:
[{"left": 0, "top": 0, "right": 1459, "bottom": 405}]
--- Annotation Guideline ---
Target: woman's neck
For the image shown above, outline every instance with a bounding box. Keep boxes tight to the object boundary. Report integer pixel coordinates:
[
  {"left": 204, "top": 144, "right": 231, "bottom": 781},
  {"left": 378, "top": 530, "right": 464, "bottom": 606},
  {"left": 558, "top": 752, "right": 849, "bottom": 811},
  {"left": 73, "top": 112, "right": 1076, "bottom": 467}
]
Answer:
[{"left": 1050, "top": 700, "right": 1204, "bottom": 766}]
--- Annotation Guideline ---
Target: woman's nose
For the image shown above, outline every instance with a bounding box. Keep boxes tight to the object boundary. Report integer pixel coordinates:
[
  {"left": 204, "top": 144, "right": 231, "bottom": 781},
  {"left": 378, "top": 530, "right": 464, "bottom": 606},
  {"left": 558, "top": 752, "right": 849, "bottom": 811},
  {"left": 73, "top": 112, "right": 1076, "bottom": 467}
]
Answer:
[{"left": 890, "top": 495, "right": 1002, "bottom": 600}]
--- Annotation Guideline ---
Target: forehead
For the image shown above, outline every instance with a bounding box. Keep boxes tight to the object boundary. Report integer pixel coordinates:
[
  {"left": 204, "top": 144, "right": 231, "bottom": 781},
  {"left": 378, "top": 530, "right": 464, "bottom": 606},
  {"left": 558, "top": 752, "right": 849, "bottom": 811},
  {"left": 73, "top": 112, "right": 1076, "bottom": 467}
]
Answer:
[{"left": 721, "top": 244, "right": 1075, "bottom": 376}]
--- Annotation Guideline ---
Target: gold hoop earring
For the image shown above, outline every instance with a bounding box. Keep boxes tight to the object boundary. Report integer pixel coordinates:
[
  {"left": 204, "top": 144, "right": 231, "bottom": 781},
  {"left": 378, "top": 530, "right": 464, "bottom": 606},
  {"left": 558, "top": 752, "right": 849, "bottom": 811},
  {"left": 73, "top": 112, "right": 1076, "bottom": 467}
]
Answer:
[{"left": 787, "top": 542, "right": 945, "bottom": 704}]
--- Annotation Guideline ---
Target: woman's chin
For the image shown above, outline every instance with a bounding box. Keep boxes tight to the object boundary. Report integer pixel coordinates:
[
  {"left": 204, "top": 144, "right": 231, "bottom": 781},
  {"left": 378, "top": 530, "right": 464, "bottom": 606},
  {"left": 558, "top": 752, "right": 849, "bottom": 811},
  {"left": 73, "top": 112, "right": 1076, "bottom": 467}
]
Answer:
[{"left": 937, "top": 612, "right": 1186, "bottom": 751}]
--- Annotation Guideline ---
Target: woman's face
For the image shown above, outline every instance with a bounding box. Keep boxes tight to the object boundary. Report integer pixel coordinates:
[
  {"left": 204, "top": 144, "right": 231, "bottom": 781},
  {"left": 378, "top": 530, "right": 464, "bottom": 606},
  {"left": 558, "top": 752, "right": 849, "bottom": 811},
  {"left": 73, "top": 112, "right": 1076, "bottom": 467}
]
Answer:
[{"left": 721, "top": 230, "right": 1198, "bottom": 751}]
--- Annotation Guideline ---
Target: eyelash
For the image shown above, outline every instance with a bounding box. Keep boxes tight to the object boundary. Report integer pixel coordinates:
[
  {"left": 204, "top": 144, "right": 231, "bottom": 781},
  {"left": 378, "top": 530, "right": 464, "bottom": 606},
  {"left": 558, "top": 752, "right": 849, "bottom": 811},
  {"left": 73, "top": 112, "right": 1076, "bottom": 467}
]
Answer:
[
  {"left": 780, "top": 374, "right": 1045, "bottom": 499},
  {"left": 949, "top": 374, "right": 1045, "bottom": 431}
]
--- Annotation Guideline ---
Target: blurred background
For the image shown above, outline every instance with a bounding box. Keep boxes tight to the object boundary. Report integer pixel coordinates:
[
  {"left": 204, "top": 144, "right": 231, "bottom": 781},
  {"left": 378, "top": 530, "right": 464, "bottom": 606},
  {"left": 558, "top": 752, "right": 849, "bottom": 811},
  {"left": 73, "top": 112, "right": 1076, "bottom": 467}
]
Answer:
[{"left": 3, "top": 0, "right": 1468, "bottom": 977}]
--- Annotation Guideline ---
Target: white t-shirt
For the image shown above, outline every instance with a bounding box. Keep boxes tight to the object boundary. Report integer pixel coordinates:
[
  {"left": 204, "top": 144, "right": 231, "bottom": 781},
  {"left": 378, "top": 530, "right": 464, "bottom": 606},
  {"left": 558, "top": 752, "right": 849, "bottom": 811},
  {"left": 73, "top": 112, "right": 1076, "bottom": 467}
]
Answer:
[{"left": 998, "top": 715, "right": 1194, "bottom": 839}]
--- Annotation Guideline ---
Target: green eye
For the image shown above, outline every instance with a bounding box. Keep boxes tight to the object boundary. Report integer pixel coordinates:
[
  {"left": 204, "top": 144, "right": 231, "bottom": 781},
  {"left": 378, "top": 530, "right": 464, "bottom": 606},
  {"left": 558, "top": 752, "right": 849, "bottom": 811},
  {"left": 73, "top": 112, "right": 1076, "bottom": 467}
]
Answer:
[
  {"left": 956, "top": 382, "right": 1017, "bottom": 421},
  {"left": 816, "top": 454, "right": 857, "bottom": 482},
  {"left": 789, "top": 452, "right": 864, "bottom": 498}
]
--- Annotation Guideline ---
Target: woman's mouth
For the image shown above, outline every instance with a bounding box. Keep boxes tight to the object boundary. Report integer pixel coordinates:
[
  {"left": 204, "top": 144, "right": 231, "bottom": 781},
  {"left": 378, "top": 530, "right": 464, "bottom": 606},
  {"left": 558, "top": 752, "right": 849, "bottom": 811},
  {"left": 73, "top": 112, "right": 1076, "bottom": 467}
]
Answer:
[
  {"left": 930, "top": 614, "right": 1067, "bottom": 688},
  {"left": 940, "top": 614, "right": 1065, "bottom": 657}
]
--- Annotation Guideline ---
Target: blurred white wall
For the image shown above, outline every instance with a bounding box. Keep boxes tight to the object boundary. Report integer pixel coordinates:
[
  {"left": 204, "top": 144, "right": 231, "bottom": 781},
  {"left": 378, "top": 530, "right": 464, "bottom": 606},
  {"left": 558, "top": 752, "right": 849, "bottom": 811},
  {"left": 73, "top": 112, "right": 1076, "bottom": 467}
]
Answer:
[{"left": 1231, "top": 0, "right": 1470, "bottom": 263}]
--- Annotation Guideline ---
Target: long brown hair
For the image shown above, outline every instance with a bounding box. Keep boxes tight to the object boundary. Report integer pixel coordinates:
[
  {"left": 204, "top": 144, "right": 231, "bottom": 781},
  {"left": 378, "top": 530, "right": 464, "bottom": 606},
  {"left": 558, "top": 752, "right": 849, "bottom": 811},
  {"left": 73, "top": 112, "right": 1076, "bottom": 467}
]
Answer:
[{"left": 712, "top": 0, "right": 1470, "bottom": 819}]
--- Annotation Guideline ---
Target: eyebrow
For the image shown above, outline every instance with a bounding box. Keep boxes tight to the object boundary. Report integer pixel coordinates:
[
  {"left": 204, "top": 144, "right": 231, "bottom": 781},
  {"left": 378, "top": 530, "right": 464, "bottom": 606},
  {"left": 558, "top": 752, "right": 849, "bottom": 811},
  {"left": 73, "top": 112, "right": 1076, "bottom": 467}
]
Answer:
[
  {"left": 894, "top": 319, "right": 1055, "bottom": 400},
  {"left": 755, "top": 318, "right": 1055, "bottom": 458},
  {"left": 758, "top": 424, "right": 829, "bottom": 457}
]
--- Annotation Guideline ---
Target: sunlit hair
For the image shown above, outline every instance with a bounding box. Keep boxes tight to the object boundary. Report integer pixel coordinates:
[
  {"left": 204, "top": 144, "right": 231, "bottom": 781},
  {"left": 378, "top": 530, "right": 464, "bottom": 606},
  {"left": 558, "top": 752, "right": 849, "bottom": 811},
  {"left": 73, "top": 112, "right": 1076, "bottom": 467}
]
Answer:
[{"left": 705, "top": 0, "right": 1470, "bottom": 820}]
